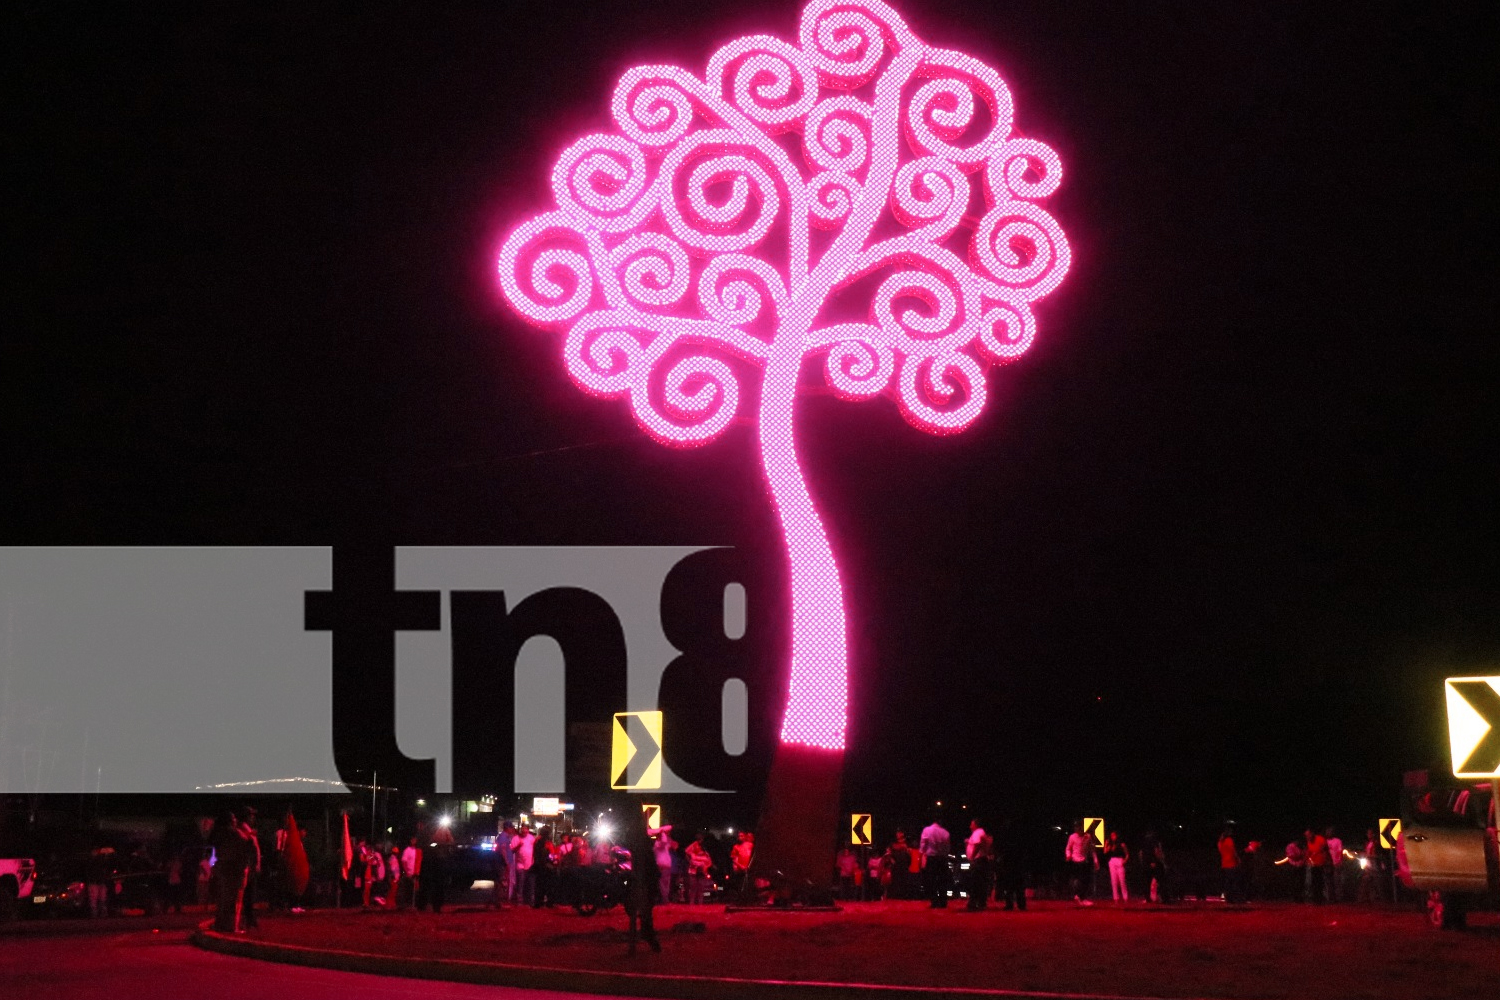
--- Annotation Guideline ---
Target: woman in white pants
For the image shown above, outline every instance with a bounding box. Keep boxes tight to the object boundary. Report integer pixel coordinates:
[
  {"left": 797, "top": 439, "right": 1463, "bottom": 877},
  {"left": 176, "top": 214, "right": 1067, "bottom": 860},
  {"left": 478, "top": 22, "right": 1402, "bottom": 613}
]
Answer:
[{"left": 1102, "top": 830, "right": 1130, "bottom": 901}]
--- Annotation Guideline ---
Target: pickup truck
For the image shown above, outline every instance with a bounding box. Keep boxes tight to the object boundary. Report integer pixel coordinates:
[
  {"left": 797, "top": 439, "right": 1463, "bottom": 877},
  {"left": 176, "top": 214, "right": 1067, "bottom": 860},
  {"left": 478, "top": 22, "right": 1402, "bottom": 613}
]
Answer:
[
  {"left": 1397, "top": 770, "right": 1499, "bottom": 929},
  {"left": 0, "top": 857, "right": 39, "bottom": 923}
]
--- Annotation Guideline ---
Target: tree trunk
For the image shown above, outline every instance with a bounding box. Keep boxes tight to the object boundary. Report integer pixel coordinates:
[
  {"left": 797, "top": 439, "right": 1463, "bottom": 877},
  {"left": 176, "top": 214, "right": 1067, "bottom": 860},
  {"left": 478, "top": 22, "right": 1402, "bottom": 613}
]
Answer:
[{"left": 747, "top": 338, "right": 846, "bottom": 903}]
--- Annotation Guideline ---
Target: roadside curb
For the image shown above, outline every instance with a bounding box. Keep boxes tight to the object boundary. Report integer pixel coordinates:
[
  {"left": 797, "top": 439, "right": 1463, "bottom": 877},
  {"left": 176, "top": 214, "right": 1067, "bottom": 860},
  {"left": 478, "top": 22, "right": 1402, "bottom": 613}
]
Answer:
[
  {"left": 188, "top": 926, "right": 1185, "bottom": 1000},
  {"left": 1, "top": 913, "right": 208, "bottom": 938}
]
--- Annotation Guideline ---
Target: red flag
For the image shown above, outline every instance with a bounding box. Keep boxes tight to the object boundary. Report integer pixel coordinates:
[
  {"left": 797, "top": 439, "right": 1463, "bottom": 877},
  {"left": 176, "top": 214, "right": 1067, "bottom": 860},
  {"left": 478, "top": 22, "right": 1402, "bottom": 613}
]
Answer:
[
  {"left": 284, "top": 810, "right": 310, "bottom": 897},
  {"left": 340, "top": 812, "right": 353, "bottom": 881}
]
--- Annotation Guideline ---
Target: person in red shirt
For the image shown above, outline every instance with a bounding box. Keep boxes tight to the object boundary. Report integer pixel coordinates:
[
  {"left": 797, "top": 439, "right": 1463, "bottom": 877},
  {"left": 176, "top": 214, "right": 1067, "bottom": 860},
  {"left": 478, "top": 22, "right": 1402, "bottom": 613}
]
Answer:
[
  {"left": 686, "top": 833, "right": 714, "bottom": 905},
  {"left": 730, "top": 831, "right": 754, "bottom": 899},
  {"left": 1304, "top": 828, "right": 1331, "bottom": 904},
  {"left": 1217, "top": 827, "right": 1241, "bottom": 903}
]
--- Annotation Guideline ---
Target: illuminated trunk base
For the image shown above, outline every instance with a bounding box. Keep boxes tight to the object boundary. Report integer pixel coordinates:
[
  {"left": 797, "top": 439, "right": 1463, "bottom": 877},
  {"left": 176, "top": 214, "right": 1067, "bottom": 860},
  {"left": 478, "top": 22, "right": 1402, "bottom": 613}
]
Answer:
[{"left": 747, "top": 742, "right": 843, "bottom": 905}]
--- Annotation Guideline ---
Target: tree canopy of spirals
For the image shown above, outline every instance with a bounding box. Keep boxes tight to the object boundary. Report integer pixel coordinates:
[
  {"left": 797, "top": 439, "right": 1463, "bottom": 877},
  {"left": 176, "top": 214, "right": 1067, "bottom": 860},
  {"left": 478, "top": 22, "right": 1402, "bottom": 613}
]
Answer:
[{"left": 497, "top": 0, "right": 1070, "bottom": 447}]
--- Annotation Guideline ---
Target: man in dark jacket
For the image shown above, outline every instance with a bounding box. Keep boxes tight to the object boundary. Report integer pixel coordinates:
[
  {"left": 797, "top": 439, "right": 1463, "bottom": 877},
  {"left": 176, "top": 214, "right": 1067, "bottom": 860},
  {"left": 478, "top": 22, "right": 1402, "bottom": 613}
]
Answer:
[
  {"left": 212, "top": 811, "right": 251, "bottom": 932},
  {"left": 621, "top": 804, "right": 661, "bottom": 955},
  {"left": 238, "top": 807, "right": 262, "bottom": 928}
]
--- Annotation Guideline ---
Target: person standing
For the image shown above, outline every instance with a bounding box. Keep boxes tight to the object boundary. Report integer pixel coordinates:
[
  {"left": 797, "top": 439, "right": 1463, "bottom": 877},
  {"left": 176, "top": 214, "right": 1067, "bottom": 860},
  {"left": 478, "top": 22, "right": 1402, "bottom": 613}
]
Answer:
[
  {"left": 267, "top": 820, "right": 288, "bottom": 912},
  {"left": 1285, "top": 837, "right": 1306, "bottom": 902},
  {"left": 686, "top": 832, "right": 713, "bottom": 905},
  {"left": 1324, "top": 827, "right": 1344, "bottom": 903},
  {"left": 238, "top": 807, "right": 262, "bottom": 928},
  {"left": 1244, "top": 839, "right": 1270, "bottom": 901},
  {"left": 211, "top": 811, "right": 251, "bottom": 932},
  {"left": 166, "top": 846, "right": 192, "bottom": 913},
  {"left": 534, "top": 828, "right": 555, "bottom": 907},
  {"left": 670, "top": 838, "right": 689, "bottom": 906},
  {"left": 357, "top": 838, "right": 383, "bottom": 908},
  {"left": 531, "top": 828, "right": 556, "bottom": 908},
  {"left": 919, "top": 814, "right": 952, "bottom": 909},
  {"left": 513, "top": 824, "right": 536, "bottom": 907},
  {"left": 622, "top": 804, "right": 662, "bottom": 955},
  {"left": 730, "top": 830, "right": 754, "bottom": 898},
  {"left": 400, "top": 836, "right": 421, "bottom": 909},
  {"left": 650, "top": 823, "right": 676, "bottom": 906},
  {"left": 994, "top": 818, "right": 1027, "bottom": 911},
  {"left": 493, "top": 821, "right": 516, "bottom": 907},
  {"left": 197, "top": 842, "right": 214, "bottom": 906},
  {"left": 1064, "top": 821, "right": 1096, "bottom": 906},
  {"left": 965, "top": 819, "right": 992, "bottom": 910},
  {"left": 1140, "top": 829, "right": 1167, "bottom": 904},
  {"left": 886, "top": 831, "right": 913, "bottom": 899},
  {"left": 835, "top": 845, "right": 859, "bottom": 901},
  {"left": 85, "top": 846, "right": 114, "bottom": 919},
  {"left": 1217, "top": 827, "right": 1241, "bottom": 904},
  {"left": 1103, "top": 830, "right": 1130, "bottom": 902},
  {"left": 385, "top": 843, "right": 401, "bottom": 909},
  {"left": 1358, "top": 827, "right": 1382, "bottom": 903},
  {"left": 866, "top": 849, "right": 885, "bottom": 901},
  {"left": 1304, "top": 828, "right": 1331, "bottom": 904}
]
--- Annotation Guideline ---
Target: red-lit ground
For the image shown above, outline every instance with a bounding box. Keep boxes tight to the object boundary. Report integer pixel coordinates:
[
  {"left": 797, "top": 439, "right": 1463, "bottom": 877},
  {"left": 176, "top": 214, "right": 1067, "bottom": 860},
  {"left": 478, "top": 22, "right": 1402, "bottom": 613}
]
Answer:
[
  {"left": 243, "top": 898, "right": 1499, "bottom": 999},
  {"left": 0, "top": 928, "right": 606, "bottom": 1000}
]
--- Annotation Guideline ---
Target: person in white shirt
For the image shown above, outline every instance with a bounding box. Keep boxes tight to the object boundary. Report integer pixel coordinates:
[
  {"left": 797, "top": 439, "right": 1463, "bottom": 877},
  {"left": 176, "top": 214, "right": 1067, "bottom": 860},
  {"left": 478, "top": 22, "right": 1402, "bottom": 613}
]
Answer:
[
  {"left": 965, "top": 820, "right": 991, "bottom": 910},
  {"left": 1325, "top": 828, "right": 1344, "bottom": 903},
  {"left": 399, "top": 837, "right": 421, "bottom": 909},
  {"left": 919, "top": 816, "right": 952, "bottom": 908},
  {"left": 512, "top": 826, "right": 537, "bottom": 905},
  {"left": 1064, "top": 821, "right": 1097, "bottom": 905},
  {"left": 650, "top": 824, "right": 676, "bottom": 905},
  {"left": 385, "top": 845, "right": 401, "bottom": 909}
]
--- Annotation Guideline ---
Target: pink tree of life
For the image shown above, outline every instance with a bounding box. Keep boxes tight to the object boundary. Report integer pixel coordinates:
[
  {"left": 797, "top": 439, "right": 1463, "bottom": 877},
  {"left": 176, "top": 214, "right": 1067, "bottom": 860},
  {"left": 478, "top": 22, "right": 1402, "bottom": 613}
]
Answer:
[{"left": 498, "top": 0, "right": 1069, "bottom": 881}]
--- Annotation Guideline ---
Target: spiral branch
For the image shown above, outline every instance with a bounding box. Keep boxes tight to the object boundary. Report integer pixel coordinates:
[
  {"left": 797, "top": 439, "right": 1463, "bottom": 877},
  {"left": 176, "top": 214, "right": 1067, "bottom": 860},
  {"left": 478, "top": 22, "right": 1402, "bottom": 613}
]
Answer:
[{"left": 499, "top": 0, "right": 1071, "bottom": 448}]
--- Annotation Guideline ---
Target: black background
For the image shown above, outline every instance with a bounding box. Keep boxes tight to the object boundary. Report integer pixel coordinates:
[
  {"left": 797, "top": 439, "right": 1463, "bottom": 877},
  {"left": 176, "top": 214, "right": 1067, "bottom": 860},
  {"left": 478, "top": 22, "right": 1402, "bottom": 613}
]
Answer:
[{"left": 9, "top": 1, "right": 1499, "bottom": 842}]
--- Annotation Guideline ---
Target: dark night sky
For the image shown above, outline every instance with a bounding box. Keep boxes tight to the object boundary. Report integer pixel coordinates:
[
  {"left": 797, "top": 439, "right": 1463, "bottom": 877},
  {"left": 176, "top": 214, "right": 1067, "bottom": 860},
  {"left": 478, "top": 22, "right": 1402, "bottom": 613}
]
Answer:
[{"left": 8, "top": 1, "right": 1499, "bottom": 842}]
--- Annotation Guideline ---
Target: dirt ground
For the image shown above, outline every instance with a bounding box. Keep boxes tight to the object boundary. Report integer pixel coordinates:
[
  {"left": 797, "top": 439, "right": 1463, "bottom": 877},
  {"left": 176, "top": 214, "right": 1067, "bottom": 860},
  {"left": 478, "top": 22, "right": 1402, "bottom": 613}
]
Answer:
[{"left": 244, "top": 898, "right": 1500, "bottom": 999}]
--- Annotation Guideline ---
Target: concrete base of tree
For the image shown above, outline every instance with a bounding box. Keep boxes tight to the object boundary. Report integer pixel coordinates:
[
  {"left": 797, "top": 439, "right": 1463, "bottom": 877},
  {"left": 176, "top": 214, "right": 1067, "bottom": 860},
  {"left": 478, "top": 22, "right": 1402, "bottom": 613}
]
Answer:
[{"left": 746, "top": 742, "right": 842, "bottom": 906}]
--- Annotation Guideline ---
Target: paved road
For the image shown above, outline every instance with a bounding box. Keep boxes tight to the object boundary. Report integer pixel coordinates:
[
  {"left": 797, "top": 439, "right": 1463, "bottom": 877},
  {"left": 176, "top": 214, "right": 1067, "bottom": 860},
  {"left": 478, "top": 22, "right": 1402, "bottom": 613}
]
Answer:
[{"left": 1, "top": 928, "right": 624, "bottom": 1000}]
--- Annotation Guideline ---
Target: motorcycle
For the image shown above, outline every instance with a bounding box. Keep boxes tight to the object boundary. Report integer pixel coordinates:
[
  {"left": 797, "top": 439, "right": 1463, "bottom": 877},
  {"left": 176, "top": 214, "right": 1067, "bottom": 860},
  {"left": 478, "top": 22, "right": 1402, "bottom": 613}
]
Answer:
[{"left": 567, "top": 847, "right": 631, "bottom": 917}]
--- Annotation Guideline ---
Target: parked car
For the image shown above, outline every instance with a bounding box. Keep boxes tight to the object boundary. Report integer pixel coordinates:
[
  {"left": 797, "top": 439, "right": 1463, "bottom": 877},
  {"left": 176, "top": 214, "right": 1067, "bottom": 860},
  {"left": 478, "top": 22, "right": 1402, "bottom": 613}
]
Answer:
[
  {"left": 0, "top": 858, "right": 38, "bottom": 923},
  {"left": 28, "top": 853, "right": 169, "bottom": 918},
  {"left": 1397, "top": 770, "right": 1499, "bottom": 929}
]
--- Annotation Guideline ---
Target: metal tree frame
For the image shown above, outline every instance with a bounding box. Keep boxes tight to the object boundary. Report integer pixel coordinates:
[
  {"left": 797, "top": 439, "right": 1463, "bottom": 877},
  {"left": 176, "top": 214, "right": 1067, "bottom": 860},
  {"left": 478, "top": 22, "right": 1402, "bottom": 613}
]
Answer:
[{"left": 497, "top": 0, "right": 1071, "bottom": 901}]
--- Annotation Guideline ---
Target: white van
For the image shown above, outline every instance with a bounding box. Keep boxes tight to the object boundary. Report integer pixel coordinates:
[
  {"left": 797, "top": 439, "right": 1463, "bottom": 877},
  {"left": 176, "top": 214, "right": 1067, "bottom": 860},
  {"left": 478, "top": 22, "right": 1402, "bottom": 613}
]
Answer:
[{"left": 1396, "top": 770, "right": 1499, "bottom": 929}]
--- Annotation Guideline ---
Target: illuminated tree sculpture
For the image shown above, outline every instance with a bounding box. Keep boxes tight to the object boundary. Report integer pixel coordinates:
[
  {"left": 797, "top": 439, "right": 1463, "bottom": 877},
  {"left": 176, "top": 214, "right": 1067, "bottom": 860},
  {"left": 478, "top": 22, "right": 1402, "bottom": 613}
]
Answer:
[{"left": 497, "top": 0, "right": 1069, "bottom": 899}]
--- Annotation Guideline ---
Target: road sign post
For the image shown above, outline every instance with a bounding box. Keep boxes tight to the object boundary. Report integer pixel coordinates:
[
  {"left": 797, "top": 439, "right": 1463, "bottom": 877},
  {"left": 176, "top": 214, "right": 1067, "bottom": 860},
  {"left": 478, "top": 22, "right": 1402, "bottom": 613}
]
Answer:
[{"left": 1378, "top": 816, "right": 1401, "bottom": 903}]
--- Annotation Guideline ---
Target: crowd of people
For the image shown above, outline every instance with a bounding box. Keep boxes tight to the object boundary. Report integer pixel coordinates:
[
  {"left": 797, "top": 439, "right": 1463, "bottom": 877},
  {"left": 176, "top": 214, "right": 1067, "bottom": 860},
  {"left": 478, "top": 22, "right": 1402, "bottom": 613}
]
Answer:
[
  {"left": 64, "top": 805, "right": 1393, "bottom": 936},
  {"left": 832, "top": 816, "right": 1394, "bottom": 910},
  {"left": 475, "top": 818, "right": 756, "bottom": 911}
]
